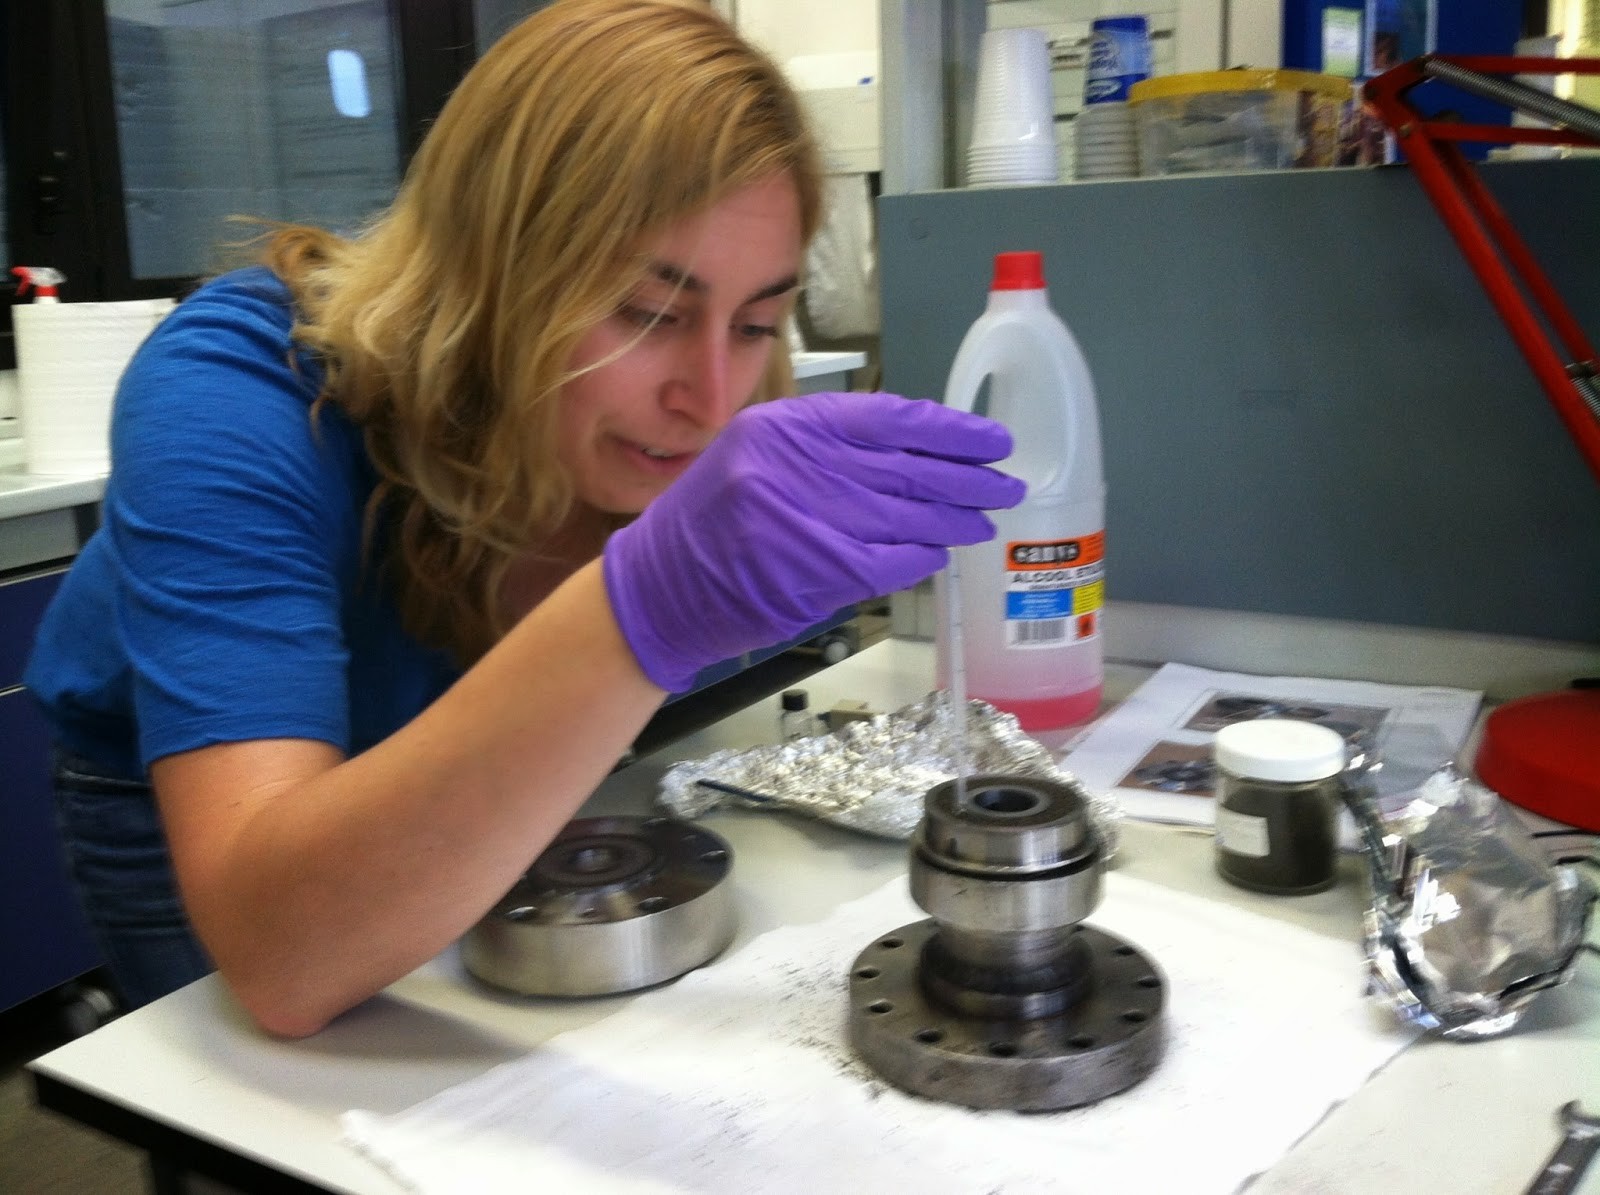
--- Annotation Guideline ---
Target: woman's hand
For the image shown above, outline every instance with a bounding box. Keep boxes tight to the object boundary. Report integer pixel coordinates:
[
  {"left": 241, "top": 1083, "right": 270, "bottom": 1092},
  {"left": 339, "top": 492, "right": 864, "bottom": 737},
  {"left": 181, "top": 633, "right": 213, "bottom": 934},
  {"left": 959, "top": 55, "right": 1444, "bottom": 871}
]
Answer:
[{"left": 603, "top": 391, "right": 1025, "bottom": 691}]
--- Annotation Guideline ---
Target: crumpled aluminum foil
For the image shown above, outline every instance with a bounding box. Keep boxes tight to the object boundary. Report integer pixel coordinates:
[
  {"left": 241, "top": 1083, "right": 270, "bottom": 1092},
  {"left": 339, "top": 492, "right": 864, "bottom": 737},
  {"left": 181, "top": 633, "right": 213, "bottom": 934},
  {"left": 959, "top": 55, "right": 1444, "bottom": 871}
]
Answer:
[
  {"left": 1344, "top": 763, "right": 1596, "bottom": 1039},
  {"left": 657, "top": 693, "right": 1121, "bottom": 857}
]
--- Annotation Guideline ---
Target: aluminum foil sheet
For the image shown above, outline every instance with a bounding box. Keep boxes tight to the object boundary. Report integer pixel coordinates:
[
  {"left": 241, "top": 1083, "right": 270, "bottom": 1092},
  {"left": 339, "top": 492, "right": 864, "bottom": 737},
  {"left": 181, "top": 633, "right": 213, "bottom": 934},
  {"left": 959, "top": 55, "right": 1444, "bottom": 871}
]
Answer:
[
  {"left": 657, "top": 694, "right": 1121, "bottom": 857},
  {"left": 1344, "top": 763, "right": 1596, "bottom": 1040}
]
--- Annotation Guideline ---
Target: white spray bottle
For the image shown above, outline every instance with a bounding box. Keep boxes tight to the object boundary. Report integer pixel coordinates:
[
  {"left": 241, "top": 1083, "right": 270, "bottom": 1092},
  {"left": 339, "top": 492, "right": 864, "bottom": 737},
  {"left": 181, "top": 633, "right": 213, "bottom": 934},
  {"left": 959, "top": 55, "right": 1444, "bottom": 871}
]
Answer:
[
  {"left": 10, "top": 266, "right": 65, "bottom": 303},
  {"left": 937, "top": 250, "right": 1106, "bottom": 741}
]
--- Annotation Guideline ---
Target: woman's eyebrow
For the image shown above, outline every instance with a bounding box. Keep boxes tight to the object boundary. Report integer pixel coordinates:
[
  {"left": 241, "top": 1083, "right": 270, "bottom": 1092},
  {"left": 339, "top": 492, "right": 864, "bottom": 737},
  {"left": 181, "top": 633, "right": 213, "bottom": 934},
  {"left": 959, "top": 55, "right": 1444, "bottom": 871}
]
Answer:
[{"left": 648, "top": 262, "right": 799, "bottom": 304}]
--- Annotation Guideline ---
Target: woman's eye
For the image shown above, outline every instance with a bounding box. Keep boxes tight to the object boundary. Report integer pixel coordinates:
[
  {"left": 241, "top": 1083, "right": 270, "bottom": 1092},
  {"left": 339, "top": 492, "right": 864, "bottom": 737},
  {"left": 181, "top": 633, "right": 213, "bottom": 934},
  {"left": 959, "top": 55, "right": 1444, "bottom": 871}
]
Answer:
[
  {"left": 737, "top": 322, "right": 780, "bottom": 342},
  {"left": 619, "top": 305, "right": 675, "bottom": 330}
]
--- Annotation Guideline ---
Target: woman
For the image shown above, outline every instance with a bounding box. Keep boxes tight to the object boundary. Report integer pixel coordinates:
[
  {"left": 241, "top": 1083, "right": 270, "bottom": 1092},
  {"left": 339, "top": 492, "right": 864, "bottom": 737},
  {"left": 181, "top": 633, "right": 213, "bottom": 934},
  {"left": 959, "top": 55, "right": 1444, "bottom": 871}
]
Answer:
[{"left": 25, "top": 0, "right": 1022, "bottom": 1037}]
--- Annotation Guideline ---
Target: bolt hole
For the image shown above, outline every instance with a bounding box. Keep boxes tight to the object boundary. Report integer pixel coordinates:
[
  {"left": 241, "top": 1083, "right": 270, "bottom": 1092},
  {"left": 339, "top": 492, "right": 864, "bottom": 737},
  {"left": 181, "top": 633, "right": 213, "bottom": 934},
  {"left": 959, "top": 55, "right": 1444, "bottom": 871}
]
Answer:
[
  {"left": 987, "top": 1041, "right": 1018, "bottom": 1058},
  {"left": 879, "top": 937, "right": 904, "bottom": 949},
  {"left": 700, "top": 848, "right": 728, "bottom": 863},
  {"left": 915, "top": 1029, "right": 944, "bottom": 1044},
  {"left": 1113, "top": 945, "right": 1135, "bottom": 956},
  {"left": 1137, "top": 976, "right": 1160, "bottom": 989},
  {"left": 868, "top": 1000, "right": 894, "bottom": 1015},
  {"left": 855, "top": 967, "right": 881, "bottom": 980},
  {"left": 578, "top": 907, "right": 601, "bottom": 920},
  {"left": 1068, "top": 1035, "right": 1096, "bottom": 1049},
  {"left": 638, "top": 896, "right": 670, "bottom": 913},
  {"left": 1122, "top": 1010, "right": 1148, "bottom": 1024}
]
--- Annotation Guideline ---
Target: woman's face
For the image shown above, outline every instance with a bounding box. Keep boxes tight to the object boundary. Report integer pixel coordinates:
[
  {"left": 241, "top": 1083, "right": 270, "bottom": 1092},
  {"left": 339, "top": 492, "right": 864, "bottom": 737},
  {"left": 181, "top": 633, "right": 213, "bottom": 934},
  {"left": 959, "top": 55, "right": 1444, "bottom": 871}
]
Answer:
[{"left": 557, "top": 174, "right": 804, "bottom": 514}]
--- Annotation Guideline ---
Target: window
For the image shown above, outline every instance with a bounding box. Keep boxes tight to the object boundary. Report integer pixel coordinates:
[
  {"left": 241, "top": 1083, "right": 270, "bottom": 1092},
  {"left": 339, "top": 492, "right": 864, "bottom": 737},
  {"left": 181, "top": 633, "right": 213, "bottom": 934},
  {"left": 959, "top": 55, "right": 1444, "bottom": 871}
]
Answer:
[
  {"left": 106, "top": 1, "right": 402, "bottom": 282},
  {"left": 473, "top": 0, "right": 555, "bottom": 54},
  {"left": 4, "top": 1, "right": 475, "bottom": 304}
]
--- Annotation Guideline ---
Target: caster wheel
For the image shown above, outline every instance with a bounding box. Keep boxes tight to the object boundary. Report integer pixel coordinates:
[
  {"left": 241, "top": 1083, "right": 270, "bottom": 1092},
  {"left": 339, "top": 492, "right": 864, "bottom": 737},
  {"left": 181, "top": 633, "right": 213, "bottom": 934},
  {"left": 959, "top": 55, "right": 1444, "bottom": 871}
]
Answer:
[
  {"left": 819, "top": 637, "right": 852, "bottom": 665},
  {"left": 57, "top": 983, "right": 121, "bottom": 1039}
]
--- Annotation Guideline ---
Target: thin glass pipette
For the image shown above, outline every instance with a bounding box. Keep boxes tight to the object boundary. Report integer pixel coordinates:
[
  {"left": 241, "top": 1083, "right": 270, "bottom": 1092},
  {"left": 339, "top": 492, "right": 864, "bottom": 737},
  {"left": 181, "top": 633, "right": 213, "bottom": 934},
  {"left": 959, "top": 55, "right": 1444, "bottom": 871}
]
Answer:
[{"left": 946, "top": 556, "right": 970, "bottom": 807}]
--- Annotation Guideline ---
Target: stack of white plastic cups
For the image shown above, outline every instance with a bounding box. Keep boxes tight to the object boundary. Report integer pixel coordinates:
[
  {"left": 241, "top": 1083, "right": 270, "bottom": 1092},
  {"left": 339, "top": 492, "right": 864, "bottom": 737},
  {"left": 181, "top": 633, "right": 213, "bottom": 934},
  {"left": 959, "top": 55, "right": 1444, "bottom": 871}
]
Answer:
[
  {"left": 965, "top": 27, "right": 1059, "bottom": 188},
  {"left": 1074, "top": 16, "right": 1150, "bottom": 181}
]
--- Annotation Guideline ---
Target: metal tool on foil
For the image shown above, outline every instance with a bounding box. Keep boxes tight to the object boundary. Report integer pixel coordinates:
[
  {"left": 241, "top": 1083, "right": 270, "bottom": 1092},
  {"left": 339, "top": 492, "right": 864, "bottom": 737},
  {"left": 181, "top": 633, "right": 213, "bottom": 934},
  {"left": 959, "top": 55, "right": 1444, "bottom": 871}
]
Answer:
[
  {"left": 463, "top": 815, "right": 734, "bottom": 997},
  {"left": 1523, "top": 1101, "right": 1600, "bottom": 1195},
  {"left": 847, "top": 773, "right": 1164, "bottom": 1111},
  {"left": 657, "top": 693, "right": 1122, "bottom": 854}
]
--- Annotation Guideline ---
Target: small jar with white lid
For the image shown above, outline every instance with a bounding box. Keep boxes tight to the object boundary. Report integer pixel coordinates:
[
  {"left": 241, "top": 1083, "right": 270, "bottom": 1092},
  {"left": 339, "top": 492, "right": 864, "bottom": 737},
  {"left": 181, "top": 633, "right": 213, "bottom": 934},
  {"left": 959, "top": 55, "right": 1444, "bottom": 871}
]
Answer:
[{"left": 1212, "top": 719, "right": 1347, "bottom": 895}]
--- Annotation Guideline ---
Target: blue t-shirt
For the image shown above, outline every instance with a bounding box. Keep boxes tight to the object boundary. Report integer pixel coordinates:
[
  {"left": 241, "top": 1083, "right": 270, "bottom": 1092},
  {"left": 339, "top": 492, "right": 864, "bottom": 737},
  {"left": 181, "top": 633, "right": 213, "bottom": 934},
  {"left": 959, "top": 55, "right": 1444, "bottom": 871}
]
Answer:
[{"left": 25, "top": 268, "right": 459, "bottom": 780}]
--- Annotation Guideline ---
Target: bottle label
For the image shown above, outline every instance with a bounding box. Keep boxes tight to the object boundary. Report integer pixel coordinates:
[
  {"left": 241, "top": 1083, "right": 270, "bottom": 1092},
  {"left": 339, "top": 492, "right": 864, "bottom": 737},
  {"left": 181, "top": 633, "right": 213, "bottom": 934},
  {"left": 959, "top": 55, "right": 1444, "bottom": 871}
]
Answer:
[
  {"left": 1002, "top": 532, "right": 1104, "bottom": 648},
  {"left": 1215, "top": 806, "right": 1271, "bottom": 858}
]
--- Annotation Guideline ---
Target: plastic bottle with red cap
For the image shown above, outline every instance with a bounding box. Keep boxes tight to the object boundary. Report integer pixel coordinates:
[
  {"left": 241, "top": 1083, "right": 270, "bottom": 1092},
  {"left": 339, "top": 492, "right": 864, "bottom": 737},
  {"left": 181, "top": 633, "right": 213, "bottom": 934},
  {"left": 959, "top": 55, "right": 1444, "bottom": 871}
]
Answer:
[
  {"left": 10, "top": 266, "right": 64, "bottom": 303},
  {"left": 936, "top": 250, "right": 1106, "bottom": 742}
]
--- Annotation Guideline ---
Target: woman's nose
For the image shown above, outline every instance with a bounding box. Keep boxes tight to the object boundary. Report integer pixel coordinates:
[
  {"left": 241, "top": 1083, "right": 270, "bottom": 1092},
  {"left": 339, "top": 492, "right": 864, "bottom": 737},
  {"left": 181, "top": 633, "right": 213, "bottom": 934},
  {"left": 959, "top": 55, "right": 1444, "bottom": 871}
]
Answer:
[{"left": 663, "top": 331, "right": 738, "bottom": 429}]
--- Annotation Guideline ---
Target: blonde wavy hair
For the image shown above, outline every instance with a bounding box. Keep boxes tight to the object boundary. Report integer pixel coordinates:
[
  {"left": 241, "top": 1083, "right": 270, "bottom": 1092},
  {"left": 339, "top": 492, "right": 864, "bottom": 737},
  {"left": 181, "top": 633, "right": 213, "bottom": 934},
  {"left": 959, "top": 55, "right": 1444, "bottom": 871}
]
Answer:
[{"left": 258, "top": 0, "right": 824, "bottom": 664}]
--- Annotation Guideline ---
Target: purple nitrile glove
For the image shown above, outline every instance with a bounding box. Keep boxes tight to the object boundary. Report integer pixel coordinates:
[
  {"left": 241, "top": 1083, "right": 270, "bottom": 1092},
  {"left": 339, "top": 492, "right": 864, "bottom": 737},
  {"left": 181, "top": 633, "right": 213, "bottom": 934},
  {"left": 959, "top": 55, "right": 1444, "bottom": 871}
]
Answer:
[{"left": 603, "top": 391, "right": 1025, "bottom": 692}]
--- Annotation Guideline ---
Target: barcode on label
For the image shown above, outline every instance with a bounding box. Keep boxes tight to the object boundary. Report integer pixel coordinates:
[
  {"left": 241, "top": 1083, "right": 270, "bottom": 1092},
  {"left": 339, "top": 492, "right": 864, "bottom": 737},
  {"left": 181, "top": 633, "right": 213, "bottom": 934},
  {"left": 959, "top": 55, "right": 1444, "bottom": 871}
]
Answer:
[{"left": 1010, "top": 619, "right": 1067, "bottom": 645}]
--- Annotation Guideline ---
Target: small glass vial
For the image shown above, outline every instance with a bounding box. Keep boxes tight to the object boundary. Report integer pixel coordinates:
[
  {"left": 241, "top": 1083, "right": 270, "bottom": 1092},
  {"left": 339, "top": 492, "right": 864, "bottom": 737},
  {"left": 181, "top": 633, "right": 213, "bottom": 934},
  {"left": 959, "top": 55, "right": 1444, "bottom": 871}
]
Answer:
[
  {"left": 1212, "top": 719, "right": 1346, "bottom": 895},
  {"left": 779, "top": 689, "right": 819, "bottom": 741}
]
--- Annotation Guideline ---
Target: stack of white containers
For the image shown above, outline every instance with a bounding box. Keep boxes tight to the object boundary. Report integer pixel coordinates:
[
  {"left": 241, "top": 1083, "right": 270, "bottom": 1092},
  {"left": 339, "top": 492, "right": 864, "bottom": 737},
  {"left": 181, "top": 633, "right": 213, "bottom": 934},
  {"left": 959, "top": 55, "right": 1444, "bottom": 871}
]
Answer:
[
  {"left": 965, "top": 27, "right": 1059, "bottom": 189},
  {"left": 13, "top": 297, "right": 174, "bottom": 475},
  {"left": 1074, "top": 16, "right": 1151, "bottom": 181}
]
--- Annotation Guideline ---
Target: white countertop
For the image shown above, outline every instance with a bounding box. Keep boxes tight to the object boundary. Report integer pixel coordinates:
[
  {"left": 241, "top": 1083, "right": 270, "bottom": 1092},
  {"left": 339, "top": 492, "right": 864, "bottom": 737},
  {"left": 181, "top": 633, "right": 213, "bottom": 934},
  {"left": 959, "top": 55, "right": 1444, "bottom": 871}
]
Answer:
[
  {"left": 791, "top": 350, "right": 867, "bottom": 380},
  {"left": 28, "top": 640, "right": 1600, "bottom": 1194},
  {"left": 0, "top": 465, "right": 107, "bottom": 521}
]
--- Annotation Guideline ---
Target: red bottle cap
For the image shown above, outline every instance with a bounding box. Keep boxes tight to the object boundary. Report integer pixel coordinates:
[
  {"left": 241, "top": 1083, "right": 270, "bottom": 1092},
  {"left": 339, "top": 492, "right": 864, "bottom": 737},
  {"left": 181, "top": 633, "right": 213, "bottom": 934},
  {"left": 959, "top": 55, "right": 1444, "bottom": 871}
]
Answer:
[{"left": 991, "top": 251, "right": 1046, "bottom": 291}]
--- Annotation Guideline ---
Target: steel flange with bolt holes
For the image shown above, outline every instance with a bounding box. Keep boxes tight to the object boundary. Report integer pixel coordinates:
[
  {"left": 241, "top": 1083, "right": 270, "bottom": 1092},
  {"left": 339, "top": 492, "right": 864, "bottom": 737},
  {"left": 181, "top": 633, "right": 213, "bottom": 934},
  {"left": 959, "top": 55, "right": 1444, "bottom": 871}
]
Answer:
[
  {"left": 463, "top": 815, "right": 735, "bottom": 997},
  {"left": 848, "top": 774, "right": 1166, "bottom": 1110}
]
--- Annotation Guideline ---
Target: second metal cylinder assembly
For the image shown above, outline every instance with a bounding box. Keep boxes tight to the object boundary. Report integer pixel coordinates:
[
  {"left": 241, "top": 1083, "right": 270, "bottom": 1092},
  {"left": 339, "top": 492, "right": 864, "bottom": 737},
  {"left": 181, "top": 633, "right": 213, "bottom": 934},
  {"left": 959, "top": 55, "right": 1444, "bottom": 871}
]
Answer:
[
  {"left": 463, "top": 815, "right": 735, "bottom": 998},
  {"left": 848, "top": 773, "right": 1166, "bottom": 1110}
]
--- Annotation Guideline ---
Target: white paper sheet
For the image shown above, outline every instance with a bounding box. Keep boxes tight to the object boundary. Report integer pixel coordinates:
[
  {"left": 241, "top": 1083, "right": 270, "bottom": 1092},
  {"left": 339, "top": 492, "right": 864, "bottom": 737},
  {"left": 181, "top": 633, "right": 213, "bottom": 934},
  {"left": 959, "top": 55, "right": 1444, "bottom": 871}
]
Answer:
[
  {"left": 343, "top": 872, "right": 1417, "bottom": 1195},
  {"left": 1062, "top": 663, "right": 1482, "bottom": 830}
]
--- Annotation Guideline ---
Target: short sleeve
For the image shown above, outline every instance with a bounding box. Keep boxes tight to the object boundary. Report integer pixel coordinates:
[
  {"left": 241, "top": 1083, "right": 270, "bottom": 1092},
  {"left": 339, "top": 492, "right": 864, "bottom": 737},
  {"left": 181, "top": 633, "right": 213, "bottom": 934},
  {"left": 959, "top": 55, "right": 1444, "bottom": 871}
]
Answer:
[{"left": 103, "top": 273, "right": 367, "bottom": 766}]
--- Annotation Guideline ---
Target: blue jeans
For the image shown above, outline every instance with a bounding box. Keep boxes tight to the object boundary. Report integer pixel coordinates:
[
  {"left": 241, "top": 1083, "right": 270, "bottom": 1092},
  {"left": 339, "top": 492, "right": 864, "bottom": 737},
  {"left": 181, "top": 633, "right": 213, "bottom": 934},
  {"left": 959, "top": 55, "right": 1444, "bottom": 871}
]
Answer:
[{"left": 53, "top": 750, "right": 213, "bottom": 1009}]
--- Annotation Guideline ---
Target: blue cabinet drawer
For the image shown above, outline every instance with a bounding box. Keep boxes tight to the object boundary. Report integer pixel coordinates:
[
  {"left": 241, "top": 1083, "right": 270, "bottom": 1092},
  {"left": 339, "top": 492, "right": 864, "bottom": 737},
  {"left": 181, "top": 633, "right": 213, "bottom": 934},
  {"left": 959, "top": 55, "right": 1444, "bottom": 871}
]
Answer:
[{"left": 0, "top": 567, "right": 67, "bottom": 691}]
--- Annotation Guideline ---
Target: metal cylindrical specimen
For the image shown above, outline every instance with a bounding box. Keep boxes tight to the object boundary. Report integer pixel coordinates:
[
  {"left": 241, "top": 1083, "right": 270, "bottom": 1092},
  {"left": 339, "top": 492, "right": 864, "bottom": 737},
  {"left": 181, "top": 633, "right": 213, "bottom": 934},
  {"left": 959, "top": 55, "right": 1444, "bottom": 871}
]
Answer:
[{"left": 850, "top": 775, "right": 1165, "bottom": 1110}]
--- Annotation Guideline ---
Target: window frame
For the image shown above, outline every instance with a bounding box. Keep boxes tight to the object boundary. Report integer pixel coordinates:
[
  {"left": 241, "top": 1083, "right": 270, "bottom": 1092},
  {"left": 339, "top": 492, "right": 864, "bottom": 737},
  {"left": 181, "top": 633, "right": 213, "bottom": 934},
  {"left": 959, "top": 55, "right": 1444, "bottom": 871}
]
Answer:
[{"left": 2, "top": 0, "right": 477, "bottom": 370}]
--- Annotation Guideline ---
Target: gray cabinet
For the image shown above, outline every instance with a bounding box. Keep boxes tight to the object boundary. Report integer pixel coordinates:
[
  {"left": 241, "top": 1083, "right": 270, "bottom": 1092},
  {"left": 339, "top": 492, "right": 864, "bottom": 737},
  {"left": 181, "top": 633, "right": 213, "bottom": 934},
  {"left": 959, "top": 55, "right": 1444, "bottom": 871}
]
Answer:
[{"left": 1, "top": 566, "right": 103, "bottom": 1012}]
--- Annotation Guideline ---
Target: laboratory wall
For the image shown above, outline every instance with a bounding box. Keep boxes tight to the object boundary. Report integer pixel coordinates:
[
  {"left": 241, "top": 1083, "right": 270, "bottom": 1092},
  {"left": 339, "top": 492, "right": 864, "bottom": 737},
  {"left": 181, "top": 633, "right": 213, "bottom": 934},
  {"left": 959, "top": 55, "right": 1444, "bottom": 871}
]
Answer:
[
  {"left": 733, "top": 0, "right": 878, "bottom": 59},
  {"left": 878, "top": 159, "right": 1600, "bottom": 646}
]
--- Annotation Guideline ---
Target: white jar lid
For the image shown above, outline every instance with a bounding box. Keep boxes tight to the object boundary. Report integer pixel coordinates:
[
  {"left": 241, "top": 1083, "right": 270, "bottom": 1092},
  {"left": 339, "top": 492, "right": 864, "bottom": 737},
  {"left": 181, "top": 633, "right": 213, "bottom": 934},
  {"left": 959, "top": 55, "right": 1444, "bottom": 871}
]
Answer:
[{"left": 1213, "top": 719, "right": 1347, "bottom": 783}]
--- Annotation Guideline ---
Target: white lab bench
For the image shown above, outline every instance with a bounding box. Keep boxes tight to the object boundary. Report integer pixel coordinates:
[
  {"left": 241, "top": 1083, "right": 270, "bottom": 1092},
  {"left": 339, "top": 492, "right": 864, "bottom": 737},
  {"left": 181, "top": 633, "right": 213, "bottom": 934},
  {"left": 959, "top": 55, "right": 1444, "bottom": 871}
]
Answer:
[
  {"left": 27, "top": 639, "right": 1600, "bottom": 1194},
  {"left": 790, "top": 349, "right": 868, "bottom": 393},
  {"left": 0, "top": 465, "right": 104, "bottom": 573}
]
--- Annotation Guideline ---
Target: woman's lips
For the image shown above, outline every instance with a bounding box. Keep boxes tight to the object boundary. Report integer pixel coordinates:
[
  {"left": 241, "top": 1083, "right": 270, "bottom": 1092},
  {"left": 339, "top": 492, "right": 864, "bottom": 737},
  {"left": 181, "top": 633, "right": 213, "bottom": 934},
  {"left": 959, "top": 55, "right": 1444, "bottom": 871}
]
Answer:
[{"left": 619, "top": 437, "right": 697, "bottom": 478}]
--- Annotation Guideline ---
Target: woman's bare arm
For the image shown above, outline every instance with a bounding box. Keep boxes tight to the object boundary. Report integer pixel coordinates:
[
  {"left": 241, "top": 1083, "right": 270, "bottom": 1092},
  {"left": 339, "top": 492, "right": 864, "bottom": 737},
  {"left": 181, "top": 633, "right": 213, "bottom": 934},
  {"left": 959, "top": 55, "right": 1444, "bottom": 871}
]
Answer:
[{"left": 151, "top": 559, "right": 665, "bottom": 1038}]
